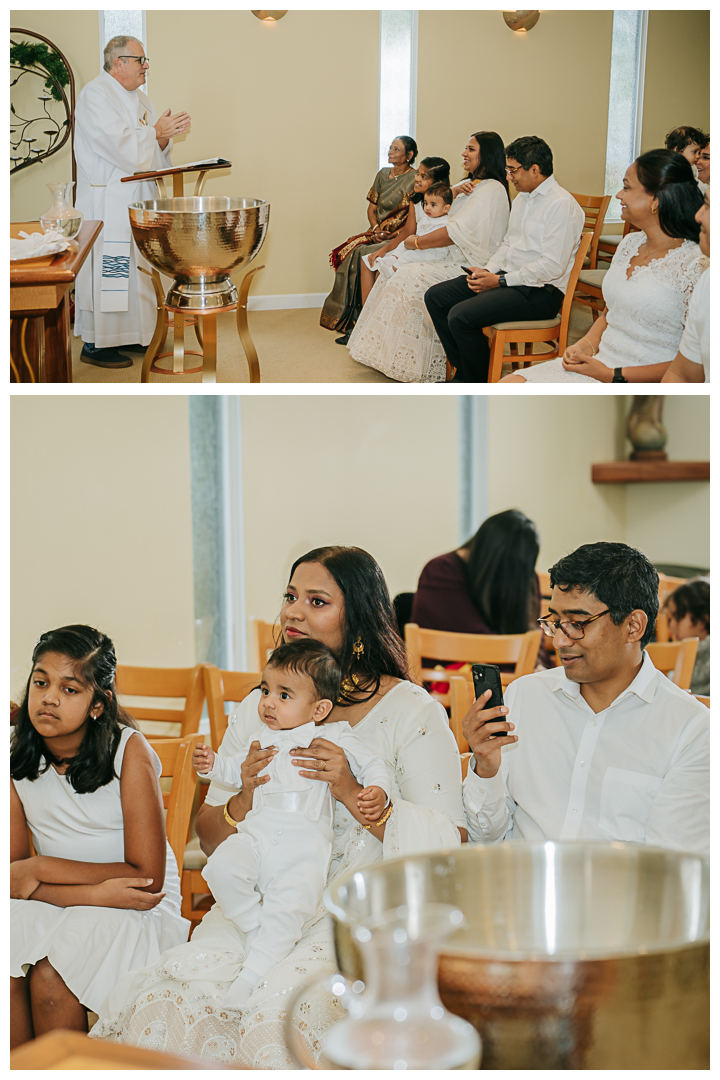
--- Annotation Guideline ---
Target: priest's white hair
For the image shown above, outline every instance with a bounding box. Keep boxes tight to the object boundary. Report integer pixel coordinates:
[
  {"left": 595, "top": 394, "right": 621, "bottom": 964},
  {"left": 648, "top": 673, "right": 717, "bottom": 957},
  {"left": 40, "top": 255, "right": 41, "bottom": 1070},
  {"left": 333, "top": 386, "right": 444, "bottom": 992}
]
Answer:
[{"left": 103, "top": 36, "right": 143, "bottom": 72}]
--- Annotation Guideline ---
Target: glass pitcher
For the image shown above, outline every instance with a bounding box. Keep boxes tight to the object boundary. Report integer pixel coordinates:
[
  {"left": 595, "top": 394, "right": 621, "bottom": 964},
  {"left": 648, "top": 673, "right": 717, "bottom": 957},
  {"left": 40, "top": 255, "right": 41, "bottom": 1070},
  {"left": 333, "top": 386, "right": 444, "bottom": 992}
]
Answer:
[{"left": 40, "top": 181, "right": 84, "bottom": 239}]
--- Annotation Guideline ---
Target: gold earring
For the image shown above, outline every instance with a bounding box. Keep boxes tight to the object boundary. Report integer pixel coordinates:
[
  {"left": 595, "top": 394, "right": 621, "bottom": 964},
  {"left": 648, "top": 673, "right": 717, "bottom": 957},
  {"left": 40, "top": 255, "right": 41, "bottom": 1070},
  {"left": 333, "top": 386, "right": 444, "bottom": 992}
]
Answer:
[
  {"left": 352, "top": 636, "right": 364, "bottom": 660},
  {"left": 651, "top": 206, "right": 658, "bottom": 215}
]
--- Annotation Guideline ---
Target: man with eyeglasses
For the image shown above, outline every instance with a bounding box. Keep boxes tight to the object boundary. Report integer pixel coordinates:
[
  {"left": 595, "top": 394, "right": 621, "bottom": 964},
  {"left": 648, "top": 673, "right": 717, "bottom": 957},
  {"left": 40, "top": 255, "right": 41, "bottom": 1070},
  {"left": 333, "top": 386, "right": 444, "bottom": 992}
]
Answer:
[
  {"left": 74, "top": 36, "right": 191, "bottom": 369},
  {"left": 462, "top": 542, "right": 709, "bottom": 855},
  {"left": 425, "top": 135, "right": 585, "bottom": 382}
]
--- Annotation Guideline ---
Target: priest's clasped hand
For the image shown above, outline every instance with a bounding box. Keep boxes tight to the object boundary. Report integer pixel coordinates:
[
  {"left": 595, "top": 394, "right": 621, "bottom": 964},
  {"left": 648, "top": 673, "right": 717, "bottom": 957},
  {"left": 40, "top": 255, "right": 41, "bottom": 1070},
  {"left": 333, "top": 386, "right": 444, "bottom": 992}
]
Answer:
[{"left": 154, "top": 107, "right": 192, "bottom": 142}]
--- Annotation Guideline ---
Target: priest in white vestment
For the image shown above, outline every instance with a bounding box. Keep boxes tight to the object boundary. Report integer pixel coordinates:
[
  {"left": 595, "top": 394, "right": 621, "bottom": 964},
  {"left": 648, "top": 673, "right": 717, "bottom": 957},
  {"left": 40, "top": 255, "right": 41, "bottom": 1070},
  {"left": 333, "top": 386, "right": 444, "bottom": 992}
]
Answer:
[{"left": 74, "top": 36, "right": 191, "bottom": 368}]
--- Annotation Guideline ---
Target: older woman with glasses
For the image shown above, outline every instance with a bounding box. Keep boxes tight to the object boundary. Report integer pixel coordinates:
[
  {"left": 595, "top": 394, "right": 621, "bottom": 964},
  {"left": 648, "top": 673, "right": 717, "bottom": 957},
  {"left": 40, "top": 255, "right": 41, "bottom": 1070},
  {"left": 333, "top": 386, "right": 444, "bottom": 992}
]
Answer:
[{"left": 73, "top": 36, "right": 191, "bottom": 370}]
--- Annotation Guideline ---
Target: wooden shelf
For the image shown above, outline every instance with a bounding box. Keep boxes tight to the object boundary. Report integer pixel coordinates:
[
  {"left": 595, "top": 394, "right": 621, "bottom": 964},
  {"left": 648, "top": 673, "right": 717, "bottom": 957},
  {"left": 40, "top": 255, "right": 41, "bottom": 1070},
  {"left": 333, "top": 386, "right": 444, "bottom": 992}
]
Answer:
[{"left": 592, "top": 461, "right": 710, "bottom": 483}]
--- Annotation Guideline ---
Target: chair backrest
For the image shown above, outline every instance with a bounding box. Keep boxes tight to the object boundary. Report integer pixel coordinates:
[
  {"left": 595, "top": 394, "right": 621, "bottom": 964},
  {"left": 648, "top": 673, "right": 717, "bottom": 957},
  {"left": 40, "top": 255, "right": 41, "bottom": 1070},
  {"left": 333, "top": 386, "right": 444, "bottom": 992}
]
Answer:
[
  {"left": 115, "top": 664, "right": 206, "bottom": 738},
  {"left": 654, "top": 573, "right": 687, "bottom": 643},
  {"left": 694, "top": 695, "right": 710, "bottom": 709},
  {"left": 251, "top": 618, "right": 280, "bottom": 671},
  {"left": 405, "top": 624, "right": 542, "bottom": 697},
  {"left": 557, "top": 230, "right": 593, "bottom": 355},
  {"left": 537, "top": 571, "right": 552, "bottom": 602},
  {"left": 449, "top": 675, "right": 472, "bottom": 755},
  {"left": 571, "top": 192, "right": 611, "bottom": 269},
  {"left": 203, "top": 665, "right": 262, "bottom": 749},
  {"left": 148, "top": 734, "right": 204, "bottom": 870},
  {"left": 645, "top": 639, "right": 699, "bottom": 689}
]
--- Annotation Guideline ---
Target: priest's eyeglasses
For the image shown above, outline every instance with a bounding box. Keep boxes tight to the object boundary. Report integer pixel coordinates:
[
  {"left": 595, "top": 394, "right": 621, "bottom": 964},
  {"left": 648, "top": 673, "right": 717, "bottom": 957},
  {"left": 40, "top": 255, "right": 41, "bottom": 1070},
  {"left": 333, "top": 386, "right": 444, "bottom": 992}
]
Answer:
[
  {"left": 120, "top": 55, "right": 149, "bottom": 66},
  {"left": 537, "top": 610, "right": 611, "bottom": 640}
]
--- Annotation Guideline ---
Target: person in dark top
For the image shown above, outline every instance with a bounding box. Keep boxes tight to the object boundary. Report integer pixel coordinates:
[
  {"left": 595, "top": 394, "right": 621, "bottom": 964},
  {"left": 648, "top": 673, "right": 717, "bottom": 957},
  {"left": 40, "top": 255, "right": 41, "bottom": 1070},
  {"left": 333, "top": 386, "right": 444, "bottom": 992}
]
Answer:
[{"left": 411, "top": 509, "right": 553, "bottom": 668}]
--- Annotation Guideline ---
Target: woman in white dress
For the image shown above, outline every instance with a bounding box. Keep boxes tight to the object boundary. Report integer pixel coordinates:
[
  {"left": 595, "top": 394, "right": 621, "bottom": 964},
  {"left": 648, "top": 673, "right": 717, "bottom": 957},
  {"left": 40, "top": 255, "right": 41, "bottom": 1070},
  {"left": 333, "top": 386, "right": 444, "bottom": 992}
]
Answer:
[
  {"left": 91, "top": 547, "right": 468, "bottom": 1068},
  {"left": 10, "top": 626, "right": 188, "bottom": 1048},
  {"left": 503, "top": 150, "right": 708, "bottom": 384},
  {"left": 348, "top": 131, "right": 511, "bottom": 382}
]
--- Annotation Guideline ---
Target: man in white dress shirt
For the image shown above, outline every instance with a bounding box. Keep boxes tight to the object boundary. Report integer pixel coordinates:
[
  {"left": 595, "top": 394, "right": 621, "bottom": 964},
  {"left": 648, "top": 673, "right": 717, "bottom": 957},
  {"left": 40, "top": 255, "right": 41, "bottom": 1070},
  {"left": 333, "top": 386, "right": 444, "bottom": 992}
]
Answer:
[
  {"left": 663, "top": 186, "right": 710, "bottom": 382},
  {"left": 74, "top": 37, "right": 191, "bottom": 368},
  {"left": 425, "top": 136, "right": 584, "bottom": 382},
  {"left": 462, "top": 542, "right": 709, "bottom": 855}
]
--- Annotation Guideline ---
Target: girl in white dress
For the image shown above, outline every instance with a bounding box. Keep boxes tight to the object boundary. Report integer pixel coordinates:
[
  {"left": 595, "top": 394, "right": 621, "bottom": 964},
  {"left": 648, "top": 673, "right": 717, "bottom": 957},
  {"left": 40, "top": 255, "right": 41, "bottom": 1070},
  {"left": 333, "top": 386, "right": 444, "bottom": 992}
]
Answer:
[
  {"left": 10, "top": 625, "right": 189, "bottom": 1049},
  {"left": 91, "top": 547, "right": 467, "bottom": 1068},
  {"left": 349, "top": 131, "right": 511, "bottom": 383},
  {"left": 504, "top": 150, "right": 708, "bottom": 384},
  {"left": 364, "top": 183, "right": 460, "bottom": 279}
]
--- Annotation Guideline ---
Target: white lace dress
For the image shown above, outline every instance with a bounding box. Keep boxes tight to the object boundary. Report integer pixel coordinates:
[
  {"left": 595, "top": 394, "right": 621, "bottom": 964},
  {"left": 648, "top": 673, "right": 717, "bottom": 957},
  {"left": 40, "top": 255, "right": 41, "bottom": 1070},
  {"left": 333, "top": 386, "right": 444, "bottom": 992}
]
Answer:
[
  {"left": 91, "top": 683, "right": 465, "bottom": 1068},
  {"left": 521, "top": 233, "right": 708, "bottom": 382},
  {"left": 348, "top": 179, "right": 510, "bottom": 382}
]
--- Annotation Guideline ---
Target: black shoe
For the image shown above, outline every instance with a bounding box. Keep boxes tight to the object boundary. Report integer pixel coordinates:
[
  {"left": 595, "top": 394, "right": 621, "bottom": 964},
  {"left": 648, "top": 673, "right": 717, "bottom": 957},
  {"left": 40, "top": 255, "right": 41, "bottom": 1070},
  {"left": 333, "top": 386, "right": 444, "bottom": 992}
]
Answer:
[
  {"left": 117, "top": 342, "right": 147, "bottom": 353},
  {"left": 80, "top": 344, "right": 133, "bottom": 368},
  {"left": 335, "top": 334, "right": 350, "bottom": 345}
]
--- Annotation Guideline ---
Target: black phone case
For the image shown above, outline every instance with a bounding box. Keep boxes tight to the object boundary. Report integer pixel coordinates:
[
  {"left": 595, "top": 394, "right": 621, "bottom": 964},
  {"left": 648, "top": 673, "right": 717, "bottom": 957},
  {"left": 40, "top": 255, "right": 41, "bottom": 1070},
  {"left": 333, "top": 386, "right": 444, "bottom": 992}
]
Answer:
[{"left": 471, "top": 663, "right": 504, "bottom": 710}]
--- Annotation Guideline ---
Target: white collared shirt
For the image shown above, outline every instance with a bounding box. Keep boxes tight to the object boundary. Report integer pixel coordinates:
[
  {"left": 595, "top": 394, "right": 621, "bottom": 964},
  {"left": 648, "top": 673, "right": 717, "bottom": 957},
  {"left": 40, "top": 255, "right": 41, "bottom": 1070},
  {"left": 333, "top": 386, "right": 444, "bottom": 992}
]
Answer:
[
  {"left": 463, "top": 653, "right": 709, "bottom": 854},
  {"left": 484, "top": 174, "right": 585, "bottom": 293},
  {"left": 679, "top": 268, "right": 709, "bottom": 379}
]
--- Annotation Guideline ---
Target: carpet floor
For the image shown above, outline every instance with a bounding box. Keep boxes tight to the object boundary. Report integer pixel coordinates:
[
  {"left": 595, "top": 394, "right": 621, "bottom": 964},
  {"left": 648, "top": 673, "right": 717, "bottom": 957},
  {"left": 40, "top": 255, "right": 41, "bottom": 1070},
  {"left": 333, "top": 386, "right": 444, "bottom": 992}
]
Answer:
[{"left": 71, "top": 303, "right": 595, "bottom": 385}]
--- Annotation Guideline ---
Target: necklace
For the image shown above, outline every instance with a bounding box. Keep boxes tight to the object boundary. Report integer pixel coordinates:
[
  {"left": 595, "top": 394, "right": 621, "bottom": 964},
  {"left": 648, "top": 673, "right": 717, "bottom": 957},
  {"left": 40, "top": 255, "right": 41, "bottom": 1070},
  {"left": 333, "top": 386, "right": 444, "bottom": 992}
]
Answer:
[{"left": 389, "top": 166, "right": 410, "bottom": 178}]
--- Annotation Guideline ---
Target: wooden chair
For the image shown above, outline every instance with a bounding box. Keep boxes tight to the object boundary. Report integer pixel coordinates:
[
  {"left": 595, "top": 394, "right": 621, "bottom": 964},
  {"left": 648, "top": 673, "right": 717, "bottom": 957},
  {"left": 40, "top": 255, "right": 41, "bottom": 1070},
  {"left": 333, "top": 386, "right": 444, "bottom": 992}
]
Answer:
[
  {"left": 537, "top": 572, "right": 552, "bottom": 601},
  {"left": 571, "top": 193, "right": 611, "bottom": 270},
  {"left": 181, "top": 665, "right": 261, "bottom": 927},
  {"left": 695, "top": 696, "right": 710, "bottom": 709},
  {"left": 596, "top": 219, "right": 638, "bottom": 265},
  {"left": 646, "top": 639, "right": 699, "bottom": 690},
  {"left": 573, "top": 267, "right": 607, "bottom": 322},
  {"left": 251, "top": 617, "right": 280, "bottom": 671},
  {"left": 115, "top": 664, "right": 206, "bottom": 739},
  {"left": 449, "top": 675, "right": 472, "bottom": 756},
  {"left": 483, "top": 231, "right": 593, "bottom": 382},
  {"left": 147, "top": 734, "right": 204, "bottom": 884},
  {"left": 404, "top": 623, "right": 542, "bottom": 707},
  {"left": 655, "top": 573, "right": 687, "bottom": 643}
]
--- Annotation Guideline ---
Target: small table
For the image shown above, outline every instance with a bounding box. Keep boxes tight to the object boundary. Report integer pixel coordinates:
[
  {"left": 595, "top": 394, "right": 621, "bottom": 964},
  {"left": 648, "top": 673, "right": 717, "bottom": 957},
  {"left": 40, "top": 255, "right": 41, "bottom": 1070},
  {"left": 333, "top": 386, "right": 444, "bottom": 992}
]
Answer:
[
  {"left": 10, "top": 1029, "right": 236, "bottom": 1070},
  {"left": 10, "top": 220, "right": 102, "bottom": 383}
]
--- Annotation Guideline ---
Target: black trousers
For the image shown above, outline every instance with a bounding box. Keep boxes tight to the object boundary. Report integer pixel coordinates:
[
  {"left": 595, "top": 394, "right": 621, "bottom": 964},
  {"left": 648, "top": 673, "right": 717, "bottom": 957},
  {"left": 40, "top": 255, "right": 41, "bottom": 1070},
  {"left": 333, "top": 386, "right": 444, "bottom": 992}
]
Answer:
[{"left": 424, "top": 275, "right": 564, "bottom": 382}]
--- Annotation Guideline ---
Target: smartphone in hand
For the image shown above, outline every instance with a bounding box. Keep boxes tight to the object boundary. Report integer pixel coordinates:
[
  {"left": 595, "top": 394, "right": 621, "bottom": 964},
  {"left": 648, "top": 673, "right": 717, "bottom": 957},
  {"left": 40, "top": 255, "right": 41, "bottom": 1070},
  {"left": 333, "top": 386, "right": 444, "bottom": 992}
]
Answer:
[{"left": 471, "top": 664, "right": 504, "bottom": 737}]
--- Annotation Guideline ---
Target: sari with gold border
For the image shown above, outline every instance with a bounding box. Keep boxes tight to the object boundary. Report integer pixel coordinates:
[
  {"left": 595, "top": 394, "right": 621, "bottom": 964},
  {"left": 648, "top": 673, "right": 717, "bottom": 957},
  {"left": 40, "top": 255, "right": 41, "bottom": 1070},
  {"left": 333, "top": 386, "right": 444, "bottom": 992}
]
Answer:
[{"left": 320, "top": 167, "right": 416, "bottom": 334}]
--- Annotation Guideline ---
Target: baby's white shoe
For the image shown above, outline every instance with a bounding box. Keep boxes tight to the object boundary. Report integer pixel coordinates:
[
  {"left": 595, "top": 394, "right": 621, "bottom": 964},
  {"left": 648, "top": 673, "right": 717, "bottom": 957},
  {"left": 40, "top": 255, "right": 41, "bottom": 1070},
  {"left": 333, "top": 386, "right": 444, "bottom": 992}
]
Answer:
[{"left": 220, "top": 966, "right": 262, "bottom": 1012}]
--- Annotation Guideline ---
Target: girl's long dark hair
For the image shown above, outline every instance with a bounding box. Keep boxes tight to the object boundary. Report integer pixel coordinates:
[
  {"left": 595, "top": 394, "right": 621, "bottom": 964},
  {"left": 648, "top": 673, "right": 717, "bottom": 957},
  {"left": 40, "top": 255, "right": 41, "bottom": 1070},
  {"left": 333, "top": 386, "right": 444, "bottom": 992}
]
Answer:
[
  {"left": 635, "top": 149, "right": 704, "bottom": 242},
  {"left": 469, "top": 130, "right": 511, "bottom": 205},
  {"left": 11, "top": 625, "right": 136, "bottom": 793},
  {"left": 462, "top": 510, "right": 540, "bottom": 634},
  {"left": 287, "top": 546, "right": 410, "bottom": 705},
  {"left": 410, "top": 156, "right": 451, "bottom": 203}
]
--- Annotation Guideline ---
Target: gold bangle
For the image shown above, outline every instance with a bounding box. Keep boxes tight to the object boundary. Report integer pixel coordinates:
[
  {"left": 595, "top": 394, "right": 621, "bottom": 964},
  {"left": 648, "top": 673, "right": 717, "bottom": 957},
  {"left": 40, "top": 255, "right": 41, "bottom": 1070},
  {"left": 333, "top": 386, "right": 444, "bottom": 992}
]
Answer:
[
  {"left": 414, "top": 235, "right": 420, "bottom": 249},
  {"left": 362, "top": 801, "right": 393, "bottom": 829},
  {"left": 223, "top": 798, "right": 240, "bottom": 828}
]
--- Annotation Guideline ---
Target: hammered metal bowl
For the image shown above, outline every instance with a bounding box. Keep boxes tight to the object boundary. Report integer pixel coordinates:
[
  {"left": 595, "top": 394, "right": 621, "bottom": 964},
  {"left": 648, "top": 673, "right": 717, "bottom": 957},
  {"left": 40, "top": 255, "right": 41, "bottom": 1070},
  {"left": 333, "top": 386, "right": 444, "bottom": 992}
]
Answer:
[
  {"left": 326, "top": 842, "right": 709, "bottom": 1070},
  {"left": 128, "top": 196, "right": 269, "bottom": 310}
]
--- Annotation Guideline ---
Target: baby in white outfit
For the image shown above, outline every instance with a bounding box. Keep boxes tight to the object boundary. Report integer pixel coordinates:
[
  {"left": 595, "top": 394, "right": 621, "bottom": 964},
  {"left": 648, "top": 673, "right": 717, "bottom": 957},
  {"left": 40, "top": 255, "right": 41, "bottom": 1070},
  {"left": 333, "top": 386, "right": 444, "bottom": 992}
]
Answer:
[
  {"left": 193, "top": 639, "right": 392, "bottom": 1011},
  {"left": 363, "top": 182, "right": 461, "bottom": 278}
]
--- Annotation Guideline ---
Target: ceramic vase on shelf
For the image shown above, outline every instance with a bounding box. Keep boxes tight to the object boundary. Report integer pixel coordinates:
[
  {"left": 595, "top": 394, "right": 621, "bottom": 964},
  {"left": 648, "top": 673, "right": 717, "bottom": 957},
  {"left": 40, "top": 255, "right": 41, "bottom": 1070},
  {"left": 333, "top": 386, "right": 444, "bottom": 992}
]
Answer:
[
  {"left": 39, "top": 181, "right": 83, "bottom": 239},
  {"left": 626, "top": 395, "right": 668, "bottom": 460}
]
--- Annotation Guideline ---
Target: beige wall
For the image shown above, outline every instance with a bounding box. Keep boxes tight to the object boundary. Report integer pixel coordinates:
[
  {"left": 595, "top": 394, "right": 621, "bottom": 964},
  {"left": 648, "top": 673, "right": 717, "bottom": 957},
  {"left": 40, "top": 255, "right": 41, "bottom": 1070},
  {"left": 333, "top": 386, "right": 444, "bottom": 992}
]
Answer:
[
  {"left": 12, "top": 11, "right": 709, "bottom": 297},
  {"left": 418, "top": 9, "right": 613, "bottom": 198},
  {"left": 240, "top": 396, "right": 459, "bottom": 623},
  {"left": 642, "top": 10, "right": 710, "bottom": 152},
  {"left": 10, "top": 397, "right": 196, "bottom": 701}
]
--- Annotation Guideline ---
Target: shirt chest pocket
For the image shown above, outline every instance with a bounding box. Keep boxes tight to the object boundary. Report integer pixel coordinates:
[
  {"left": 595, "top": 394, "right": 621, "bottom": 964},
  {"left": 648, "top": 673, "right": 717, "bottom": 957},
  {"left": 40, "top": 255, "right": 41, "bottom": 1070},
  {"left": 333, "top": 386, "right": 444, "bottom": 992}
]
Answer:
[
  {"left": 522, "top": 216, "right": 546, "bottom": 251},
  {"left": 599, "top": 767, "right": 662, "bottom": 843}
]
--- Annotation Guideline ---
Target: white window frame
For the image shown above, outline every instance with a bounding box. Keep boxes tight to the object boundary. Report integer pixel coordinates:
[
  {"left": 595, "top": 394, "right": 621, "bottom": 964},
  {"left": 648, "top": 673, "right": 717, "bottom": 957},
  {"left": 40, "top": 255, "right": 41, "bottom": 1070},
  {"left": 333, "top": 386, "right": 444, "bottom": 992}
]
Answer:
[
  {"left": 99, "top": 10, "right": 147, "bottom": 73},
  {"left": 603, "top": 10, "right": 649, "bottom": 222},
  {"left": 377, "top": 10, "right": 418, "bottom": 171},
  {"left": 457, "top": 397, "right": 489, "bottom": 546}
]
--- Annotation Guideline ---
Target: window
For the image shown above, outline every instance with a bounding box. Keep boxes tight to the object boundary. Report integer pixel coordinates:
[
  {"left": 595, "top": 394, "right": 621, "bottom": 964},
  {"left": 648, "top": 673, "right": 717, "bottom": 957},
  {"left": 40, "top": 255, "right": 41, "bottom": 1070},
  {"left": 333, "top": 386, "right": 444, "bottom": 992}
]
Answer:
[
  {"left": 457, "top": 397, "right": 489, "bottom": 545},
  {"left": 378, "top": 10, "right": 418, "bottom": 170},
  {"left": 99, "top": 10, "right": 146, "bottom": 70},
  {"left": 603, "top": 10, "right": 648, "bottom": 221}
]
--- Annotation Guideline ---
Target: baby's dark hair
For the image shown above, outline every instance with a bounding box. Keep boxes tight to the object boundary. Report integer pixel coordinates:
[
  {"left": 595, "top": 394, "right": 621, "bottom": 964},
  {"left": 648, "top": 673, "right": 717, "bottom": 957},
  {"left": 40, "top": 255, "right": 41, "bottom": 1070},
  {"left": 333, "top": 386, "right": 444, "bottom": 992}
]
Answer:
[
  {"left": 265, "top": 639, "right": 342, "bottom": 703},
  {"left": 10, "top": 625, "right": 136, "bottom": 793},
  {"left": 663, "top": 577, "right": 710, "bottom": 633},
  {"left": 425, "top": 182, "right": 453, "bottom": 206},
  {"left": 665, "top": 125, "right": 707, "bottom": 153}
]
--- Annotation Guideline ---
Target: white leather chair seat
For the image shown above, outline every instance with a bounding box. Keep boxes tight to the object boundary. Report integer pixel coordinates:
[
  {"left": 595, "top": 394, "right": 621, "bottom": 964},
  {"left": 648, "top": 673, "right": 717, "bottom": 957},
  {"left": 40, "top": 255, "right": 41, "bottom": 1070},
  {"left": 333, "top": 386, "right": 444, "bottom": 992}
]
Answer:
[
  {"left": 183, "top": 835, "right": 207, "bottom": 870},
  {"left": 577, "top": 269, "right": 607, "bottom": 287},
  {"left": 490, "top": 317, "right": 560, "bottom": 331}
]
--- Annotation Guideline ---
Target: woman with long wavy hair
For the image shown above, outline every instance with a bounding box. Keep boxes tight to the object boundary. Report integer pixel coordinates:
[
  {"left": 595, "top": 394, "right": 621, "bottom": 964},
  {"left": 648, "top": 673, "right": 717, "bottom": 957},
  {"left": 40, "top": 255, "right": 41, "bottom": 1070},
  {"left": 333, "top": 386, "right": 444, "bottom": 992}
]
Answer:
[
  {"left": 92, "top": 546, "right": 467, "bottom": 1067},
  {"left": 348, "top": 130, "right": 510, "bottom": 381}
]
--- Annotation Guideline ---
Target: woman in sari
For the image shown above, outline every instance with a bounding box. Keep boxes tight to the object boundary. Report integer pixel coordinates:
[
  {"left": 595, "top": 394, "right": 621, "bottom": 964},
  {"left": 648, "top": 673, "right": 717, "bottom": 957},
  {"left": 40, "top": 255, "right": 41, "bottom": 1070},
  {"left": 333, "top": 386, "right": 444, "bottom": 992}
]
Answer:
[
  {"left": 321, "top": 137, "right": 418, "bottom": 345},
  {"left": 347, "top": 131, "right": 510, "bottom": 382},
  {"left": 91, "top": 546, "right": 467, "bottom": 1068}
]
